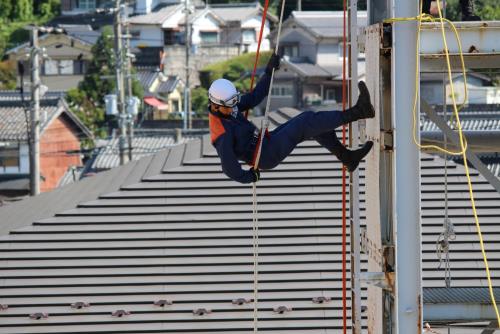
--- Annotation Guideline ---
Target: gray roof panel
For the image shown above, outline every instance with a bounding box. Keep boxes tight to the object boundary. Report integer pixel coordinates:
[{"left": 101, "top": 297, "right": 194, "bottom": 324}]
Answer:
[{"left": 0, "top": 108, "right": 499, "bottom": 332}]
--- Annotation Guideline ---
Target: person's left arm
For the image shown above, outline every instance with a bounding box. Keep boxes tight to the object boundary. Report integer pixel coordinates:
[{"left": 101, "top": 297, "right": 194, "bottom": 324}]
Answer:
[{"left": 238, "top": 53, "right": 280, "bottom": 110}]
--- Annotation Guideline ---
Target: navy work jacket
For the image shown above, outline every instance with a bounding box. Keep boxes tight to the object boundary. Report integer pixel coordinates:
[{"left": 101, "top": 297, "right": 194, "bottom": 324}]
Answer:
[{"left": 209, "top": 74, "right": 271, "bottom": 184}]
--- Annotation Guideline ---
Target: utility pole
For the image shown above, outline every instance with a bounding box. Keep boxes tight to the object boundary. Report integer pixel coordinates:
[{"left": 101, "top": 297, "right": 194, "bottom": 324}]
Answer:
[
  {"left": 297, "top": 0, "right": 302, "bottom": 11},
  {"left": 184, "top": 0, "right": 191, "bottom": 130},
  {"left": 29, "top": 28, "right": 41, "bottom": 196},
  {"left": 123, "top": 2, "right": 134, "bottom": 161},
  {"left": 114, "top": 0, "right": 127, "bottom": 165}
]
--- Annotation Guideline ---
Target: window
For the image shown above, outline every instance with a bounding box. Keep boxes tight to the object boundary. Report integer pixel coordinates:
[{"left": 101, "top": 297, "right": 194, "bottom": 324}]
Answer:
[
  {"left": 242, "top": 29, "right": 256, "bottom": 44},
  {"left": 44, "top": 60, "right": 76, "bottom": 75},
  {"left": 44, "top": 60, "right": 59, "bottom": 75},
  {"left": 78, "top": 0, "right": 96, "bottom": 10},
  {"left": 271, "top": 84, "right": 293, "bottom": 97},
  {"left": 0, "top": 143, "right": 20, "bottom": 168},
  {"left": 164, "top": 29, "right": 183, "bottom": 45},
  {"left": 200, "top": 31, "right": 218, "bottom": 44},
  {"left": 281, "top": 44, "right": 299, "bottom": 58},
  {"left": 73, "top": 60, "right": 88, "bottom": 75},
  {"left": 59, "top": 60, "right": 73, "bottom": 74}
]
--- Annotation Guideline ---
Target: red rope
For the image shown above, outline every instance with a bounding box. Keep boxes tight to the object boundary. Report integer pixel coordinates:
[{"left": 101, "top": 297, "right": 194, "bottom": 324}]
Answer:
[
  {"left": 341, "top": 0, "right": 348, "bottom": 333},
  {"left": 245, "top": 0, "right": 270, "bottom": 119}
]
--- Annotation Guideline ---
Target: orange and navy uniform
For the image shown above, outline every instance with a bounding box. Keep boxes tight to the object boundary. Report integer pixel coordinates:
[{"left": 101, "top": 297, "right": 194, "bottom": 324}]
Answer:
[{"left": 209, "top": 73, "right": 271, "bottom": 184}]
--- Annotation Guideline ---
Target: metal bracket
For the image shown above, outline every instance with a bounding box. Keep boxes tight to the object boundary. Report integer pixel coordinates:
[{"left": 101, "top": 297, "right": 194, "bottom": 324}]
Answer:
[
  {"left": 360, "top": 272, "right": 394, "bottom": 291},
  {"left": 312, "top": 296, "right": 331, "bottom": 304},
  {"left": 29, "top": 312, "right": 49, "bottom": 320},
  {"left": 111, "top": 310, "right": 130, "bottom": 317},
  {"left": 154, "top": 299, "right": 173, "bottom": 307},
  {"left": 273, "top": 305, "right": 292, "bottom": 314},
  {"left": 193, "top": 308, "right": 211, "bottom": 316},
  {"left": 70, "top": 302, "right": 90, "bottom": 309},
  {"left": 232, "top": 298, "right": 251, "bottom": 306}
]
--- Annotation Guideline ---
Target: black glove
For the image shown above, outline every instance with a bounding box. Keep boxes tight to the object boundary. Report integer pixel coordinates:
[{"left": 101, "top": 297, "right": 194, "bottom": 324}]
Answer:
[
  {"left": 265, "top": 53, "right": 280, "bottom": 75},
  {"left": 250, "top": 167, "right": 260, "bottom": 183}
]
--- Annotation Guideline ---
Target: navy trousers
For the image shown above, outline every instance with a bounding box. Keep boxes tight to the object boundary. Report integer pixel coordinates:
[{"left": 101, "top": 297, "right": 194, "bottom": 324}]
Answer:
[{"left": 258, "top": 110, "right": 345, "bottom": 170}]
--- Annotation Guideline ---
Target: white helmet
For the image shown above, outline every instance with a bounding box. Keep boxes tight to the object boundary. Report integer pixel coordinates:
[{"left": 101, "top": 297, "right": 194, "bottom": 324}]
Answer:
[{"left": 208, "top": 79, "right": 240, "bottom": 108}]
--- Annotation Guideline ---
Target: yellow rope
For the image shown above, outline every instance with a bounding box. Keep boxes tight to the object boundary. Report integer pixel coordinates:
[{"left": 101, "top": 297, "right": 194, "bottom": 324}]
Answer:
[{"left": 386, "top": 3, "right": 500, "bottom": 326}]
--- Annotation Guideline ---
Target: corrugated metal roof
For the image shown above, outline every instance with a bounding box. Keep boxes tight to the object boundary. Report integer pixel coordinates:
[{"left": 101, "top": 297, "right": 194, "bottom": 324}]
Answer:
[
  {"left": 90, "top": 133, "right": 199, "bottom": 170},
  {"left": 290, "top": 11, "right": 368, "bottom": 38},
  {"left": 0, "top": 108, "right": 499, "bottom": 332},
  {"left": 424, "top": 287, "right": 500, "bottom": 304}
]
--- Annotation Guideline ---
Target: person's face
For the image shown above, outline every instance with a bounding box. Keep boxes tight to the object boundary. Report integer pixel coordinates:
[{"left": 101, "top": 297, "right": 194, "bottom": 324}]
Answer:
[{"left": 210, "top": 102, "right": 232, "bottom": 116}]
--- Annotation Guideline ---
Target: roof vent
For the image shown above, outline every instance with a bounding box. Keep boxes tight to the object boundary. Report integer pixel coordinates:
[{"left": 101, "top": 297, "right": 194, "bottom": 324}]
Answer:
[
  {"left": 0, "top": 304, "right": 8, "bottom": 311},
  {"left": 193, "top": 308, "right": 211, "bottom": 316},
  {"left": 71, "top": 302, "right": 90, "bottom": 309},
  {"left": 232, "top": 298, "right": 251, "bottom": 305},
  {"left": 112, "top": 310, "right": 130, "bottom": 317},
  {"left": 29, "top": 312, "right": 49, "bottom": 320},
  {"left": 273, "top": 306, "right": 292, "bottom": 314},
  {"left": 312, "top": 296, "right": 331, "bottom": 304},
  {"left": 154, "top": 299, "right": 173, "bottom": 307}
]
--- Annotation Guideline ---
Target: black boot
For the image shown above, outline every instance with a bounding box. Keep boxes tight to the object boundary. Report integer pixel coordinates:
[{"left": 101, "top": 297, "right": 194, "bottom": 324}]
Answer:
[
  {"left": 332, "top": 141, "right": 374, "bottom": 172},
  {"left": 341, "top": 81, "right": 375, "bottom": 124},
  {"left": 461, "top": 0, "right": 480, "bottom": 21}
]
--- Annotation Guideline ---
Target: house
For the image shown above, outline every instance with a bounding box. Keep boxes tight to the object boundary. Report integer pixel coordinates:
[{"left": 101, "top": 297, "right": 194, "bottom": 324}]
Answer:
[
  {"left": 60, "top": 0, "right": 178, "bottom": 16},
  {"left": 136, "top": 67, "right": 184, "bottom": 119},
  {"left": 269, "top": 11, "right": 368, "bottom": 110},
  {"left": 421, "top": 72, "right": 500, "bottom": 105},
  {"left": 0, "top": 108, "right": 498, "bottom": 333},
  {"left": 129, "top": 2, "right": 277, "bottom": 84},
  {"left": 6, "top": 29, "right": 96, "bottom": 91},
  {"left": 0, "top": 94, "right": 93, "bottom": 196}
]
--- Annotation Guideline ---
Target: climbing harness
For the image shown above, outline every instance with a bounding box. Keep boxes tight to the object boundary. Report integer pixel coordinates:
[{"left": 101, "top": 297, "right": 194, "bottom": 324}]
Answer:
[
  {"left": 245, "top": 0, "right": 270, "bottom": 119},
  {"left": 386, "top": 1, "right": 500, "bottom": 324},
  {"left": 250, "top": 0, "right": 286, "bottom": 332}
]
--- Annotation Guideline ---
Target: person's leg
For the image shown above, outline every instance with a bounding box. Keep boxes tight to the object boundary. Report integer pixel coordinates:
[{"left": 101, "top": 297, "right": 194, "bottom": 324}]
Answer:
[
  {"left": 460, "top": 0, "right": 480, "bottom": 20},
  {"left": 257, "top": 81, "right": 375, "bottom": 169},
  {"left": 422, "top": 0, "right": 432, "bottom": 14},
  {"left": 314, "top": 131, "right": 374, "bottom": 172}
]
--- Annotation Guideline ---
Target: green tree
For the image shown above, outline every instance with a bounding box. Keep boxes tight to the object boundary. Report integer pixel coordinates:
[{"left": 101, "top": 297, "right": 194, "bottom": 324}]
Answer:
[
  {"left": 67, "top": 26, "right": 143, "bottom": 138},
  {"left": 0, "top": 60, "right": 16, "bottom": 89},
  {"left": 445, "top": 0, "right": 500, "bottom": 21},
  {"left": 12, "top": 0, "right": 33, "bottom": 21},
  {"left": 191, "top": 87, "right": 209, "bottom": 115},
  {"left": 0, "top": 0, "right": 12, "bottom": 20}
]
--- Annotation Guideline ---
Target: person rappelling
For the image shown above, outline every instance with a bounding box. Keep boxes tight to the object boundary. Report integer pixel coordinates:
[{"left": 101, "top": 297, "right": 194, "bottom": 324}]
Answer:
[{"left": 207, "top": 53, "right": 375, "bottom": 184}]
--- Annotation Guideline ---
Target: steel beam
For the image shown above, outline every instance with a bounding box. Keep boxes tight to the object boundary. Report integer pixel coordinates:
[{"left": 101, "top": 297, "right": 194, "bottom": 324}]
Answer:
[
  {"left": 392, "top": 0, "right": 423, "bottom": 333},
  {"left": 420, "top": 21, "right": 500, "bottom": 71},
  {"left": 421, "top": 99, "right": 500, "bottom": 194}
]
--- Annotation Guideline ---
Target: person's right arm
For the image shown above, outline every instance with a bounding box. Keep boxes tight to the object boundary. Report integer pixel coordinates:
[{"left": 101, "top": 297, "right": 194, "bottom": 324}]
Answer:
[{"left": 214, "top": 132, "right": 257, "bottom": 184}]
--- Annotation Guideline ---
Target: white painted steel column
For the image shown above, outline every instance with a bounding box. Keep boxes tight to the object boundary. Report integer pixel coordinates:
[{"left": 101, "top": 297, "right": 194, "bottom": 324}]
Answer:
[
  {"left": 391, "top": 0, "right": 423, "bottom": 332},
  {"left": 348, "top": 1, "right": 362, "bottom": 333}
]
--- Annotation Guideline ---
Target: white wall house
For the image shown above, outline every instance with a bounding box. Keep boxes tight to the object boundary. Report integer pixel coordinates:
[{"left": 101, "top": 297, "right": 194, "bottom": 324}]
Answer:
[{"left": 129, "top": 3, "right": 276, "bottom": 51}]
